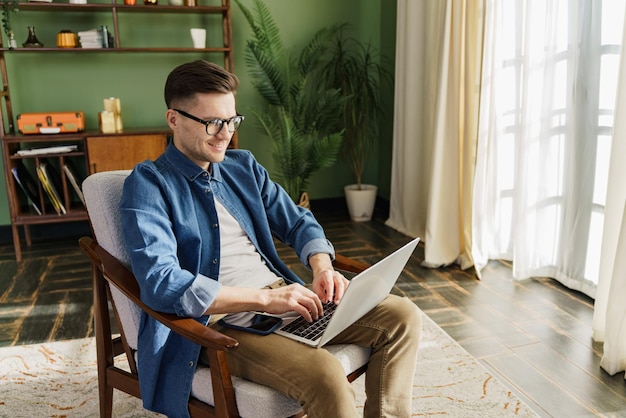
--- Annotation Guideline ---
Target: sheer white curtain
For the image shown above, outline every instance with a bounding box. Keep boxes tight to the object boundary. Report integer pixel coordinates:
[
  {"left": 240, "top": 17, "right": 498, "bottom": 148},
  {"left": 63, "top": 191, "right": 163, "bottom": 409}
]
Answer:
[
  {"left": 472, "top": 0, "right": 624, "bottom": 297},
  {"left": 592, "top": 4, "right": 626, "bottom": 377}
]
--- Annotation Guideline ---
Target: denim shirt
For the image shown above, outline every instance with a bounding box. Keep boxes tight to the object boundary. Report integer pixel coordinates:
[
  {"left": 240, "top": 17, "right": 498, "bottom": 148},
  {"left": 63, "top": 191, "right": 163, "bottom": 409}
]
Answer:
[{"left": 119, "top": 143, "right": 334, "bottom": 418}]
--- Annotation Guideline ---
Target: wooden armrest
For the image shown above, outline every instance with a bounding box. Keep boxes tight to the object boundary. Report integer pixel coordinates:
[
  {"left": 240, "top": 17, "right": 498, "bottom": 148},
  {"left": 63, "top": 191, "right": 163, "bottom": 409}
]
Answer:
[
  {"left": 334, "top": 253, "right": 370, "bottom": 274},
  {"left": 79, "top": 236, "right": 239, "bottom": 352}
]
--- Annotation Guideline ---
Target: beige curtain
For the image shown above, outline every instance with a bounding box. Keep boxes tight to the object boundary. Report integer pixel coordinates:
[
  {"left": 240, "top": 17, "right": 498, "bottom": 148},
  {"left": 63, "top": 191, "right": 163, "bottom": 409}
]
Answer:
[
  {"left": 592, "top": 5, "right": 626, "bottom": 377},
  {"left": 387, "top": 0, "right": 484, "bottom": 269}
]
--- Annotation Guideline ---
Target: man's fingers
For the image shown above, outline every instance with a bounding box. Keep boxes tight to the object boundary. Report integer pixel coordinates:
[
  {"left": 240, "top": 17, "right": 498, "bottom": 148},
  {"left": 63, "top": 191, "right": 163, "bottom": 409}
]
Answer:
[
  {"left": 295, "top": 297, "right": 322, "bottom": 322},
  {"left": 294, "top": 304, "right": 313, "bottom": 322},
  {"left": 296, "top": 288, "right": 323, "bottom": 321},
  {"left": 332, "top": 273, "right": 349, "bottom": 303},
  {"left": 323, "top": 280, "right": 334, "bottom": 304}
]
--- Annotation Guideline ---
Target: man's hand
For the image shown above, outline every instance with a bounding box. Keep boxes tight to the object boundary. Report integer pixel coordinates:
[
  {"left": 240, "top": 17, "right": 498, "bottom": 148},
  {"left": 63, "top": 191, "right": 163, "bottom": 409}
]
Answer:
[
  {"left": 308, "top": 253, "right": 350, "bottom": 304},
  {"left": 261, "top": 284, "right": 324, "bottom": 322},
  {"left": 208, "top": 283, "right": 324, "bottom": 322}
]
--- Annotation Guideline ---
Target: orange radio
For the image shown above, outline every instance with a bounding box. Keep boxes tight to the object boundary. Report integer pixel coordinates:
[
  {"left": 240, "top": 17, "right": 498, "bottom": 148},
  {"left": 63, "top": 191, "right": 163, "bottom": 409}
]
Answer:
[{"left": 17, "top": 111, "right": 86, "bottom": 135}]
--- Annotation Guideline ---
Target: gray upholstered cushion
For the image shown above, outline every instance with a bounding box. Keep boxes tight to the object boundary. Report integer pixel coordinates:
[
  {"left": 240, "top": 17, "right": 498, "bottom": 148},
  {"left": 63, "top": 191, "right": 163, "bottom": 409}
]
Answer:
[
  {"left": 82, "top": 170, "right": 370, "bottom": 417},
  {"left": 191, "top": 343, "right": 370, "bottom": 418}
]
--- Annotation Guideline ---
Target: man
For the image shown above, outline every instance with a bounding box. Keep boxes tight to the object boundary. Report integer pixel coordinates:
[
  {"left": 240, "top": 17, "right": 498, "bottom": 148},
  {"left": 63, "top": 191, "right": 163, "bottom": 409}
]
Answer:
[{"left": 120, "top": 59, "right": 421, "bottom": 418}]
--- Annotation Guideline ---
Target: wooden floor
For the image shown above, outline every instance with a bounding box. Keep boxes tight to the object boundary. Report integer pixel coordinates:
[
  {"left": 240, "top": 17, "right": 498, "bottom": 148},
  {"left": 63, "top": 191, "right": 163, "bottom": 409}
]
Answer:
[{"left": 0, "top": 205, "right": 625, "bottom": 417}]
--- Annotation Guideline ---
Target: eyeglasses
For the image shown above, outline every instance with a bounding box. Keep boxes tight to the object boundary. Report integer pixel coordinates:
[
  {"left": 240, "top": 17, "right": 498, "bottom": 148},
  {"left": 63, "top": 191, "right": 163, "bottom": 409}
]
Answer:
[{"left": 173, "top": 108, "right": 244, "bottom": 136}]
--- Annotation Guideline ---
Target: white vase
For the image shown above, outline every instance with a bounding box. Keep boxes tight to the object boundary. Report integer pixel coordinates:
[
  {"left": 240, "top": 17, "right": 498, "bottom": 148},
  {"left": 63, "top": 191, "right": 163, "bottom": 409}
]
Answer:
[{"left": 344, "top": 184, "right": 377, "bottom": 222}]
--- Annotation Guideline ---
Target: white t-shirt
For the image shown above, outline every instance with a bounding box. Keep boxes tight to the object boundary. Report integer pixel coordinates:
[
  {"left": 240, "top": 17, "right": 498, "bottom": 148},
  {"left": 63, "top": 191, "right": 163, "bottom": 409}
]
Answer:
[{"left": 215, "top": 198, "right": 282, "bottom": 326}]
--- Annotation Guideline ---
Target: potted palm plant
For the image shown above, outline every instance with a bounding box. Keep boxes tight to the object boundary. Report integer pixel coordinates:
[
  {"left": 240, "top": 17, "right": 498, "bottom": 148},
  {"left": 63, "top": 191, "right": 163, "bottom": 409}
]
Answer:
[
  {"left": 321, "top": 28, "right": 392, "bottom": 221},
  {"left": 234, "top": 0, "right": 345, "bottom": 206}
]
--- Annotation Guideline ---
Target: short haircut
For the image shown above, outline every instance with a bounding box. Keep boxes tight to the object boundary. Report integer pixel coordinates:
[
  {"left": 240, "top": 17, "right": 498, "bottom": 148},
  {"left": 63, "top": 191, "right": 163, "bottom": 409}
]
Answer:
[{"left": 164, "top": 60, "right": 239, "bottom": 109}]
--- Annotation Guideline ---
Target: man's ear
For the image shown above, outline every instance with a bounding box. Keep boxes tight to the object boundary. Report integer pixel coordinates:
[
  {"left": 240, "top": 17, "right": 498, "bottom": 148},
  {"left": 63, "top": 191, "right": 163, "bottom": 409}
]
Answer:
[{"left": 165, "top": 109, "right": 178, "bottom": 129}]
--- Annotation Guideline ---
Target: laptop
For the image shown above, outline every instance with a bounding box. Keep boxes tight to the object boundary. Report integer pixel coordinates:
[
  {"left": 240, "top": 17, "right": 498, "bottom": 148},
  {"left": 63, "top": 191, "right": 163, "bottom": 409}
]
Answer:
[{"left": 274, "top": 237, "right": 420, "bottom": 348}]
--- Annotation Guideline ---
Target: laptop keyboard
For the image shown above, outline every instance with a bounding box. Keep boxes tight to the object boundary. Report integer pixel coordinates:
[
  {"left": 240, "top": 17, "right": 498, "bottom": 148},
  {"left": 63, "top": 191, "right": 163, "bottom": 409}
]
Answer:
[{"left": 280, "top": 302, "right": 338, "bottom": 340}]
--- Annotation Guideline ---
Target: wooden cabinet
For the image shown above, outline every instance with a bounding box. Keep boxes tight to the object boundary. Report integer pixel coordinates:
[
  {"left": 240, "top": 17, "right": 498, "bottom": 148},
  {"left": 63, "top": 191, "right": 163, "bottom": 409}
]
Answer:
[
  {"left": 0, "top": 1, "right": 234, "bottom": 260},
  {"left": 86, "top": 133, "right": 168, "bottom": 174}
]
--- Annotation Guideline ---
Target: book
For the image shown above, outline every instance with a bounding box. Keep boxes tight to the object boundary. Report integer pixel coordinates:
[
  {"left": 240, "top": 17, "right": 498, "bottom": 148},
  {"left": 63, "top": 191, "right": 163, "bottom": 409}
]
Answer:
[
  {"left": 36, "top": 162, "right": 66, "bottom": 215},
  {"left": 77, "top": 28, "right": 103, "bottom": 48},
  {"left": 11, "top": 162, "right": 42, "bottom": 215},
  {"left": 62, "top": 160, "right": 86, "bottom": 207},
  {"left": 15, "top": 145, "right": 78, "bottom": 157}
]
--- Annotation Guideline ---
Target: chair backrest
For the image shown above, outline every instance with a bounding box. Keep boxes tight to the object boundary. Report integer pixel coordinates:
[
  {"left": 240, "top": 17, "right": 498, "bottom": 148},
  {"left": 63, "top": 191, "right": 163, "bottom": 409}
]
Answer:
[{"left": 83, "top": 170, "right": 141, "bottom": 350}]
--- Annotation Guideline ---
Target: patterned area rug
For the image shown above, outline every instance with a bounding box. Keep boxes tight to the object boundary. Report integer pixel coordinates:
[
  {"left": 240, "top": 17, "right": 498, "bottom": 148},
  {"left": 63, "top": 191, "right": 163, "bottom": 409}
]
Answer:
[{"left": 0, "top": 311, "right": 537, "bottom": 417}]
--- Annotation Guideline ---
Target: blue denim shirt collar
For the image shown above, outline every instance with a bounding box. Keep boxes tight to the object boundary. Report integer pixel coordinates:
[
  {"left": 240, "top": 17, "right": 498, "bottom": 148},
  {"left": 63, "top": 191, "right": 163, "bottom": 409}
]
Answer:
[{"left": 162, "top": 142, "right": 223, "bottom": 183}]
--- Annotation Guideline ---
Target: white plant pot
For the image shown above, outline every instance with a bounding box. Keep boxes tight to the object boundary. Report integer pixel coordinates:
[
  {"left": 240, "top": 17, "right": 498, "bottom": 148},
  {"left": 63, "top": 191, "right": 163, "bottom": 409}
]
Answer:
[{"left": 344, "top": 184, "right": 377, "bottom": 222}]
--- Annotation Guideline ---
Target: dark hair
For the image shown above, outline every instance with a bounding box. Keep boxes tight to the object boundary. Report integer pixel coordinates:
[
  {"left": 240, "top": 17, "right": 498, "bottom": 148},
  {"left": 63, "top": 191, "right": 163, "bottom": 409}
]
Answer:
[{"left": 164, "top": 60, "right": 239, "bottom": 109}]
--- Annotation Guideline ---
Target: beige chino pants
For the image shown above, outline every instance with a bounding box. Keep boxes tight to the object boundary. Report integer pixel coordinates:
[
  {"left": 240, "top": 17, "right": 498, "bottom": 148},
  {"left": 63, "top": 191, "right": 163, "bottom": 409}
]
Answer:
[{"left": 205, "top": 294, "right": 421, "bottom": 418}]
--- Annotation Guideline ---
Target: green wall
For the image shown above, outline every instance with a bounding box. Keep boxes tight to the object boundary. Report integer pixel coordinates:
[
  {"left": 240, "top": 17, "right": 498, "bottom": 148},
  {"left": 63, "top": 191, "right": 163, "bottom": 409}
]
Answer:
[{"left": 0, "top": 0, "right": 397, "bottom": 226}]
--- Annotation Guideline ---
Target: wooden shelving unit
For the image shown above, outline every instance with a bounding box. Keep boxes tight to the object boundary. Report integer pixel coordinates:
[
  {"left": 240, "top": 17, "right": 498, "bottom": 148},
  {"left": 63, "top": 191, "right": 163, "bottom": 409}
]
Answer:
[{"left": 0, "top": 0, "right": 234, "bottom": 261}]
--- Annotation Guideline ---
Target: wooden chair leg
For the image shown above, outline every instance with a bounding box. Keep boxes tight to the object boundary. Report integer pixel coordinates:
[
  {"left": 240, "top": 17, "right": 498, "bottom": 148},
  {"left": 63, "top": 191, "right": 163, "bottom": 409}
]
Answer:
[
  {"left": 92, "top": 262, "right": 115, "bottom": 418},
  {"left": 100, "top": 382, "right": 114, "bottom": 418}
]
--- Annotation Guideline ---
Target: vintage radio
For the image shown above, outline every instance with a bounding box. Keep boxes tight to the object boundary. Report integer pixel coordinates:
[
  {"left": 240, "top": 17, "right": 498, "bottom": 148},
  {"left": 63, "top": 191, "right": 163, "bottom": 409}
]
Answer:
[{"left": 17, "top": 111, "right": 86, "bottom": 135}]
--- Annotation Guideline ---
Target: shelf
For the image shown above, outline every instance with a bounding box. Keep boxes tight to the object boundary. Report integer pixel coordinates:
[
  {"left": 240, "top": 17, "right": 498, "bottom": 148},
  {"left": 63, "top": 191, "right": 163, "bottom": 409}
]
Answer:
[
  {"left": 14, "top": 210, "right": 89, "bottom": 225},
  {"left": 1, "top": 47, "right": 231, "bottom": 52},
  {"left": 2, "top": 128, "right": 171, "bottom": 142},
  {"left": 2, "top": 2, "right": 228, "bottom": 13}
]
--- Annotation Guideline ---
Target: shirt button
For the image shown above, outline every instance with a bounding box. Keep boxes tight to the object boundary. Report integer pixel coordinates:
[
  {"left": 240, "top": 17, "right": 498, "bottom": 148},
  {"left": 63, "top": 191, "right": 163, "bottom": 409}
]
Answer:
[
  {"left": 213, "top": 223, "right": 218, "bottom": 228},
  {"left": 189, "top": 361, "right": 194, "bottom": 367},
  {"left": 205, "top": 189, "right": 211, "bottom": 193},
  {"left": 212, "top": 258, "right": 218, "bottom": 264}
]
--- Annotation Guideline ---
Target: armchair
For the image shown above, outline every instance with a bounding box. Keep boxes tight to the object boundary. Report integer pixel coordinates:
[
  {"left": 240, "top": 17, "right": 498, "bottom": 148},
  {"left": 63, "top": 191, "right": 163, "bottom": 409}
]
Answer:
[{"left": 79, "top": 170, "right": 371, "bottom": 417}]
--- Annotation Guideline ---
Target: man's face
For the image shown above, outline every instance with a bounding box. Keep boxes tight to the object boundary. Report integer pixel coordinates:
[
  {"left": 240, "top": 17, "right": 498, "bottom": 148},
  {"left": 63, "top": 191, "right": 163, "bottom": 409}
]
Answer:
[{"left": 167, "top": 92, "right": 237, "bottom": 170}]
